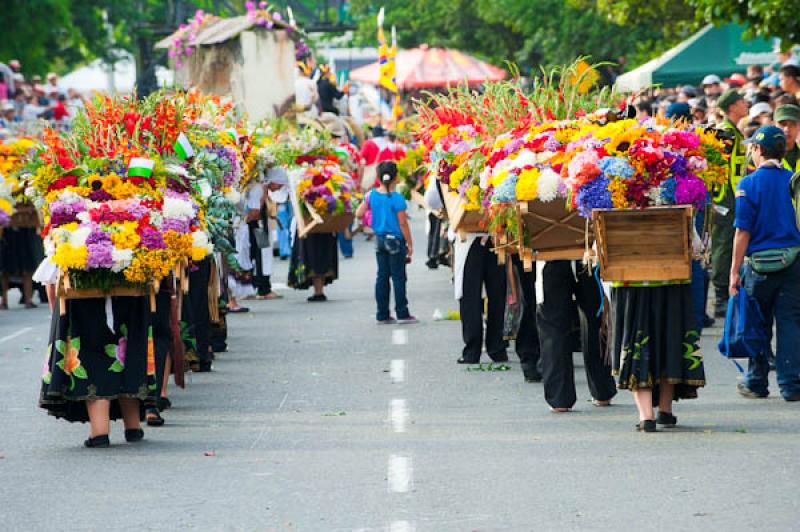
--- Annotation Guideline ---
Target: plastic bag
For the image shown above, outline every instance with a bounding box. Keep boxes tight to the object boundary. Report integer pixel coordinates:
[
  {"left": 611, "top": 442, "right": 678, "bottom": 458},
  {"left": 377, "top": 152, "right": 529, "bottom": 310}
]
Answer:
[{"left": 503, "top": 261, "right": 524, "bottom": 341}]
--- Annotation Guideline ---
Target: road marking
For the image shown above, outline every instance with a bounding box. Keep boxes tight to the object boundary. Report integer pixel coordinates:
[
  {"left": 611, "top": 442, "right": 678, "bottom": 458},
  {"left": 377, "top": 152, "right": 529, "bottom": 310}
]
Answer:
[
  {"left": 391, "top": 329, "right": 408, "bottom": 345},
  {"left": 389, "top": 399, "right": 409, "bottom": 433},
  {"left": 387, "top": 454, "right": 413, "bottom": 493},
  {"left": 389, "top": 360, "right": 406, "bottom": 384},
  {"left": 0, "top": 327, "right": 32, "bottom": 345},
  {"left": 388, "top": 521, "right": 416, "bottom": 532},
  {"left": 278, "top": 392, "right": 289, "bottom": 410}
]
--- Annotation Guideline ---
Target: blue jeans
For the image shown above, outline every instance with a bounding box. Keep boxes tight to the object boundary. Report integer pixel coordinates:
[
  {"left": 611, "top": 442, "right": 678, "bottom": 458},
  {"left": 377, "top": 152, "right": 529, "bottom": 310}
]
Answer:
[
  {"left": 276, "top": 202, "right": 293, "bottom": 259},
  {"left": 338, "top": 225, "right": 354, "bottom": 258},
  {"left": 743, "top": 260, "right": 800, "bottom": 398},
  {"left": 375, "top": 234, "right": 409, "bottom": 320}
]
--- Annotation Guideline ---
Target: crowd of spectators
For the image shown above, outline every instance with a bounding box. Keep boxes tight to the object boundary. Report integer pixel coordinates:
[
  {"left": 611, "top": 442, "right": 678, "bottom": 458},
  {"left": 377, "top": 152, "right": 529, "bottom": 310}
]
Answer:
[{"left": 0, "top": 59, "right": 84, "bottom": 134}]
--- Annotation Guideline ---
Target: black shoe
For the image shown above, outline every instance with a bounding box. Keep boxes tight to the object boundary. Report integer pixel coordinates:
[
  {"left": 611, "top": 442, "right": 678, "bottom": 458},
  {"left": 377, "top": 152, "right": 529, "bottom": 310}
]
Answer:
[
  {"left": 714, "top": 294, "right": 728, "bottom": 318},
  {"left": 524, "top": 370, "right": 542, "bottom": 383},
  {"left": 636, "top": 420, "right": 657, "bottom": 432},
  {"left": 783, "top": 392, "right": 800, "bottom": 402},
  {"left": 146, "top": 408, "right": 165, "bottom": 427},
  {"left": 737, "top": 382, "right": 768, "bottom": 399},
  {"left": 156, "top": 397, "right": 172, "bottom": 411},
  {"left": 656, "top": 411, "right": 677, "bottom": 427},
  {"left": 84, "top": 435, "right": 110, "bottom": 448},
  {"left": 702, "top": 315, "right": 716, "bottom": 328},
  {"left": 490, "top": 353, "right": 509, "bottom": 363},
  {"left": 197, "top": 361, "right": 213, "bottom": 372},
  {"left": 124, "top": 428, "right": 145, "bottom": 442},
  {"left": 307, "top": 294, "right": 327, "bottom": 302},
  {"left": 457, "top": 357, "right": 479, "bottom": 365},
  {"left": 425, "top": 258, "right": 439, "bottom": 270}
]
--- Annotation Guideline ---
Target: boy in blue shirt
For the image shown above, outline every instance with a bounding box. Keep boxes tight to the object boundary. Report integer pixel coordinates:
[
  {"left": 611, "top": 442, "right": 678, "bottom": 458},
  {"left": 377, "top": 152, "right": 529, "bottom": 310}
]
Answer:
[
  {"left": 731, "top": 125, "right": 800, "bottom": 401},
  {"left": 356, "top": 161, "right": 417, "bottom": 324}
]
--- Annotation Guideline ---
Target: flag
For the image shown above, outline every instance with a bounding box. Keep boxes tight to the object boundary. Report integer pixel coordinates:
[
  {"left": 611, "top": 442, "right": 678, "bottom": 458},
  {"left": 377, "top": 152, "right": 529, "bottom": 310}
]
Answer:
[
  {"left": 128, "top": 158, "right": 155, "bottom": 178},
  {"left": 173, "top": 133, "right": 195, "bottom": 160},
  {"left": 377, "top": 9, "right": 398, "bottom": 94}
]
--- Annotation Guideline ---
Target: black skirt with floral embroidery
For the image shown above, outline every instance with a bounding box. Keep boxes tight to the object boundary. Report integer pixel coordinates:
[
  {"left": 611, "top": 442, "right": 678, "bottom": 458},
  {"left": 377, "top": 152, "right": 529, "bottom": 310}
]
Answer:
[
  {"left": 39, "top": 297, "right": 157, "bottom": 423},
  {"left": 611, "top": 284, "right": 705, "bottom": 401},
  {"left": 288, "top": 232, "right": 338, "bottom": 290}
]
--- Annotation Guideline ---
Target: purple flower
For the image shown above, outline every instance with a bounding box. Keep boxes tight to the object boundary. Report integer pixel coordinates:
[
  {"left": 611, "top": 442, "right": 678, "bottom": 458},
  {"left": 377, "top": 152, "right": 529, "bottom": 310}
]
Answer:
[
  {"left": 116, "top": 337, "right": 127, "bottom": 365},
  {"left": 0, "top": 210, "right": 9, "bottom": 227},
  {"left": 162, "top": 218, "right": 190, "bottom": 233},
  {"left": 86, "top": 242, "right": 114, "bottom": 269},
  {"left": 674, "top": 173, "right": 707, "bottom": 210},
  {"left": 86, "top": 227, "right": 111, "bottom": 245},
  {"left": 140, "top": 227, "right": 166, "bottom": 249},
  {"left": 89, "top": 189, "right": 114, "bottom": 201}
]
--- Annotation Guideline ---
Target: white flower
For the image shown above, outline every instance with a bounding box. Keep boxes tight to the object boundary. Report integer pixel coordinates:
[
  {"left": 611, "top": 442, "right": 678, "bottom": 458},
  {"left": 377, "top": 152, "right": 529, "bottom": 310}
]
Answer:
[
  {"left": 163, "top": 196, "right": 195, "bottom": 220},
  {"left": 508, "top": 150, "right": 537, "bottom": 172},
  {"left": 69, "top": 227, "right": 91, "bottom": 247},
  {"left": 76, "top": 211, "right": 90, "bottom": 223},
  {"left": 537, "top": 169, "right": 562, "bottom": 202},
  {"left": 192, "top": 230, "right": 212, "bottom": 252},
  {"left": 111, "top": 248, "right": 133, "bottom": 273},
  {"left": 224, "top": 189, "right": 241, "bottom": 204},
  {"left": 165, "top": 164, "right": 190, "bottom": 177}
]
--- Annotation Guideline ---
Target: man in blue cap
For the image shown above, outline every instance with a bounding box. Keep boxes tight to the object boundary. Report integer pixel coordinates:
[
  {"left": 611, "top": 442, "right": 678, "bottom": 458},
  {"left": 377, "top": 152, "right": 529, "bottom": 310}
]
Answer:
[{"left": 730, "top": 125, "right": 800, "bottom": 401}]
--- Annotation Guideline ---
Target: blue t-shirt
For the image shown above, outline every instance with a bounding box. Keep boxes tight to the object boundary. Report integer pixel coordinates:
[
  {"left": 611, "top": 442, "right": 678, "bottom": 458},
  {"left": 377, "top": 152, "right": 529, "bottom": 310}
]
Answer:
[
  {"left": 369, "top": 189, "right": 407, "bottom": 237},
  {"left": 734, "top": 165, "right": 800, "bottom": 255}
]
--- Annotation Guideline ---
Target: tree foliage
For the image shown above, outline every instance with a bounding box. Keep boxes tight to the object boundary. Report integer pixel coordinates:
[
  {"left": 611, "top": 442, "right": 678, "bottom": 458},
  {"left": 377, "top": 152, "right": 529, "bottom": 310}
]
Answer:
[{"left": 690, "top": 0, "right": 800, "bottom": 46}]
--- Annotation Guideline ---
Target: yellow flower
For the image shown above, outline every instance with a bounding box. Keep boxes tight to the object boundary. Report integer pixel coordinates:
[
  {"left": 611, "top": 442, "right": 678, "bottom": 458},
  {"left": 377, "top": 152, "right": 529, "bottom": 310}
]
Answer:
[
  {"left": 489, "top": 169, "right": 509, "bottom": 189},
  {"left": 464, "top": 185, "right": 481, "bottom": 211},
  {"left": 53, "top": 243, "right": 88, "bottom": 270},
  {"left": 87, "top": 174, "right": 104, "bottom": 189},
  {"left": 449, "top": 166, "right": 467, "bottom": 188},
  {"left": 102, "top": 173, "right": 123, "bottom": 191},
  {"left": 191, "top": 246, "right": 208, "bottom": 262},
  {"left": 110, "top": 221, "right": 141, "bottom": 249},
  {"left": 516, "top": 168, "right": 540, "bottom": 201},
  {"left": 608, "top": 177, "right": 629, "bottom": 209},
  {"left": 430, "top": 124, "right": 451, "bottom": 144},
  {"left": 0, "top": 198, "right": 12, "bottom": 215}
]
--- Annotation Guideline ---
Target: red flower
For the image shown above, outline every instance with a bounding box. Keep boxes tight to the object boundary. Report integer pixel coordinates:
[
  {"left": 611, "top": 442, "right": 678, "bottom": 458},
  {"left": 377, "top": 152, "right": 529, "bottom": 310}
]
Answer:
[{"left": 47, "top": 175, "right": 78, "bottom": 192}]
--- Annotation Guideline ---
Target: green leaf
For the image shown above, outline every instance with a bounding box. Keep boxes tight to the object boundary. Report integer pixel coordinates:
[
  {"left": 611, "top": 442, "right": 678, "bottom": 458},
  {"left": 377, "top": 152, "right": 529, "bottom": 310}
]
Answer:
[
  {"left": 56, "top": 359, "right": 65, "bottom": 371},
  {"left": 120, "top": 324, "right": 128, "bottom": 336},
  {"left": 109, "top": 360, "right": 124, "bottom": 373},
  {"left": 72, "top": 365, "right": 88, "bottom": 380},
  {"left": 55, "top": 340, "right": 66, "bottom": 355},
  {"left": 68, "top": 376, "right": 75, "bottom": 391},
  {"left": 105, "top": 345, "right": 117, "bottom": 358},
  {"left": 71, "top": 337, "right": 81, "bottom": 351},
  {"left": 148, "top": 383, "right": 157, "bottom": 391},
  {"left": 42, "top": 372, "right": 51, "bottom": 385}
]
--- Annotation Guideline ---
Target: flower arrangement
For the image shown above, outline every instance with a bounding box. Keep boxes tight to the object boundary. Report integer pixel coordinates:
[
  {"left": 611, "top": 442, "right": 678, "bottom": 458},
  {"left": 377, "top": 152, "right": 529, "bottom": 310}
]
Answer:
[
  {"left": 28, "top": 92, "right": 217, "bottom": 290},
  {"left": 0, "top": 172, "right": 14, "bottom": 227},
  {"left": 293, "top": 162, "right": 357, "bottom": 219},
  {"left": 168, "top": 10, "right": 218, "bottom": 69}
]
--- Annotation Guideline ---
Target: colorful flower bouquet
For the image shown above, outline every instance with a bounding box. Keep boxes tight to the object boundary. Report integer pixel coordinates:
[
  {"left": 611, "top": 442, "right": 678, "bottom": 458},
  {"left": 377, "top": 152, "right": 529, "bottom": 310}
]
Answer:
[
  {"left": 29, "top": 93, "right": 213, "bottom": 292},
  {"left": 0, "top": 172, "right": 14, "bottom": 227},
  {"left": 291, "top": 161, "right": 357, "bottom": 237}
]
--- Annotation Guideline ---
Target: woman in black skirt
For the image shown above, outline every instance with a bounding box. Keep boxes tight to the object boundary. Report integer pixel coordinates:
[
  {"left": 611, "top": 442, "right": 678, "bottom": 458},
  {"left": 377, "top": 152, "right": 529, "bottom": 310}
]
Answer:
[
  {"left": 40, "top": 296, "right": 158, "bottom": 447},
  {"left": 0, "top": 226, "right": 42, "bottom": 308},
  {"left": 612, "top": 281, "right": 705, "bottom": 432},
  {"left": 288, "top": 232, "right": 339, "bottom": 301}
]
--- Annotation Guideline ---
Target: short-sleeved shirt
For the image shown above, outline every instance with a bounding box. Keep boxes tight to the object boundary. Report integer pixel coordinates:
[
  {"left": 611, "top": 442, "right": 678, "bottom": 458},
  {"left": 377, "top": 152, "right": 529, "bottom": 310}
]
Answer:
[
  {"left": 368, "top": 189, "right": 406, "bottom": 237},
  {"left": 734, "top": 165, "right": 800, "bottom": 255}
]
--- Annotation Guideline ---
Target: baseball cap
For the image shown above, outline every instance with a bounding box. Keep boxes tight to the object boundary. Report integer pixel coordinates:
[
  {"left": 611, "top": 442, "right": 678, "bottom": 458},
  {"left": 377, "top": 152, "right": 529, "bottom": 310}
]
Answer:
[
  {"left": 702, "top": 74, "right": 721, "bottom": 86},
  {"left": 775, "top": 104, "right": 800, "bottom": 123},
  {"left": 748, "top": 101, "right": 772, "bottom": 119},
  {"left": 666, "top": 102, "right": 691, "bottom": 120},
  {"left": 680, "top": 85, "right": 697, "bottom": 97},
  {"left": 725, "top": 73, "right": 747, "bottom": 87},
  {"left": 744, "top": 125, "right": 786, "bottom": 150},
  {"left": 717, "top": 89, "right": 744, "bottom": 111}
]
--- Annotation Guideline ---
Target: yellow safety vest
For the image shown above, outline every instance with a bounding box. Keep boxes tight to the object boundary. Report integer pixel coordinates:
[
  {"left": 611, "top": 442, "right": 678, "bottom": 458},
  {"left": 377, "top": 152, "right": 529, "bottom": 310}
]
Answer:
[
  {"left": 713, "top": 119, "right": 746, "bottom": 203},
  {"left": 783, "top": 144, "right": 800, "bottom": 173}
]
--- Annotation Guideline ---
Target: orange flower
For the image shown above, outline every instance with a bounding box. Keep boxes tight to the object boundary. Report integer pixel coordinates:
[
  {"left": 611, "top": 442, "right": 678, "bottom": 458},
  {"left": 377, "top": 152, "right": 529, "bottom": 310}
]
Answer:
[
  {"left": 146, "top": 327, "right": 156, "bottom": 376},
  {"left": 64, "top": 346, "right": 80, "bottom": 374}
]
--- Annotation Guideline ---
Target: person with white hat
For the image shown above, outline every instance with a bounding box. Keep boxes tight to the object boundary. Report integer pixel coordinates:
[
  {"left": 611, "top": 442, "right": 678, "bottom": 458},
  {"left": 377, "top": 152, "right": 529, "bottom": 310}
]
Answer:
[
  {"left": 702, "top": 74, "right": 722, "bottom": 98},
  {"left": 749, "top": 101, "right": 773, "bottom": 126}
]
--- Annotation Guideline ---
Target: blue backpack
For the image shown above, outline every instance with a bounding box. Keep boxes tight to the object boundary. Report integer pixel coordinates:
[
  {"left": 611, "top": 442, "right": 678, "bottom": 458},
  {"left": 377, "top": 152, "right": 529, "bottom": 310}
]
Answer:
[{"left": 718, "top": 288, "right": 768, "bottom": 371}]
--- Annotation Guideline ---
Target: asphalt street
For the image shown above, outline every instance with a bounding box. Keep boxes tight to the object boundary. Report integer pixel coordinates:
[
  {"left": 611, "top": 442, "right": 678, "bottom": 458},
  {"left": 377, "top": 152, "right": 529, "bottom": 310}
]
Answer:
[{"left": 1, "top": 215, "right": 799, "bottom": 531}]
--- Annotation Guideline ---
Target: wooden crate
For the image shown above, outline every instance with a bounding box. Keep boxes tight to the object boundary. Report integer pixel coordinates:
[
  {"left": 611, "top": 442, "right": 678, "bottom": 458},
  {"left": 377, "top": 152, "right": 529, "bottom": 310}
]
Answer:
[
  {"left": 57, "top": 273, "right": 154, "bottom": 315},
  {"left": 441, "top": 188, "right": 484, "bottom": 237},
  {"left": 9, "top": 203, "right": 39, "bottom": 228},
  {"left": 593, "top": 206, "right": 692, "bottom": 282},
  {"left": 297, "top": 204, "right": 354, "bottom": 239},
  {"left": 518, "top": 200, "right": 587, "bottom": 257}
]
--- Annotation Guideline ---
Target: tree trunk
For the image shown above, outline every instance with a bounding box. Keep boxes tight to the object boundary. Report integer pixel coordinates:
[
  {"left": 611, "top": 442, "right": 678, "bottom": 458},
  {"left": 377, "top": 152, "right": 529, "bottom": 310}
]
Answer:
[{"left": 136, "top": 34, "right": 158, "bottom": 97}]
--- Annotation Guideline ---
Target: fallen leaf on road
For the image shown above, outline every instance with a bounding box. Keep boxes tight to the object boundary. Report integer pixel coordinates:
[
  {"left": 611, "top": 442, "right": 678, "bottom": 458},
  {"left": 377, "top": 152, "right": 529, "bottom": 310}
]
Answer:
[{"left": 204, "top": 451, "right": 216, "bottom": 457}]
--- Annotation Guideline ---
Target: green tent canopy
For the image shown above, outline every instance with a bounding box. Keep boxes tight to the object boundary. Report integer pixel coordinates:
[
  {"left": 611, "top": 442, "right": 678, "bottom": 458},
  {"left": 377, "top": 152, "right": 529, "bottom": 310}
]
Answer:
[{"left": 616, "top": 24, "right": 776, "bottom": 91}]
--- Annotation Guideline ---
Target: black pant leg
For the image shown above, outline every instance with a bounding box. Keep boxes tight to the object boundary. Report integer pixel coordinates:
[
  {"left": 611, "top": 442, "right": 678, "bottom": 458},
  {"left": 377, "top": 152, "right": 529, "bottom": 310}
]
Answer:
[
  {"left": 574, "top": 264, "right": 617, "bottom": 402},
  {"left": 538, "top": 261, "right": 578, "bottom": 409},
  {"left": 460, "top": 240, "right": 485, "bottom": 361},
  {"left": 189, "top": 258, "right": 212, "bottom": 363},
  {"left": 484, "top": 241, "right": 508, "bottom": 359},
  {"left": 427, "top": 213, "right": 441, "bottom": 261},
  {"left": 513, "top": 257, "right": 540, "bottom": 372}
]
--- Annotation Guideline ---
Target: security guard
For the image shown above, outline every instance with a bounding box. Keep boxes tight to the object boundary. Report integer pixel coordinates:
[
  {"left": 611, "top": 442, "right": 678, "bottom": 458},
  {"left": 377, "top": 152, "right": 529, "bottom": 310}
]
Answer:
[
  {"left": 775, "top": 104, "right": 800, "bottom": 172},
  {"left": 711, "top": 89, "right": 749, "bottom": 317}
]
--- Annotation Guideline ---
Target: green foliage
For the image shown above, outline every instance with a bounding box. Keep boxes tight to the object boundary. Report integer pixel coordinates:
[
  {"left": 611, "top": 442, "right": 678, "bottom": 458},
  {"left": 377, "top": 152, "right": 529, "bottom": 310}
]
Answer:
[
  {"left": 349, "top": 0, "right": 681, "bottom": 72},
  {"left": 690, "top": 0, "right": 800, "bottom": 46}
]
